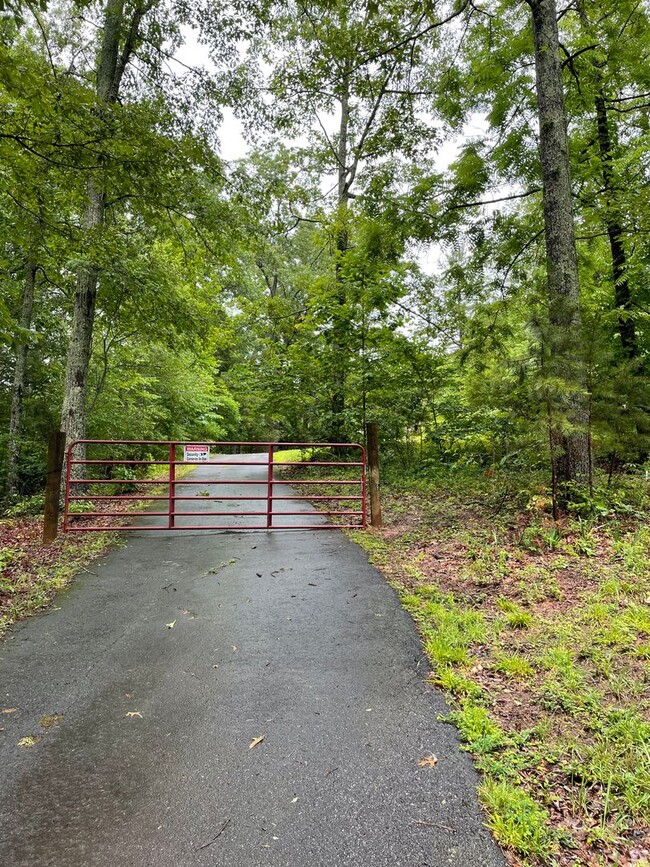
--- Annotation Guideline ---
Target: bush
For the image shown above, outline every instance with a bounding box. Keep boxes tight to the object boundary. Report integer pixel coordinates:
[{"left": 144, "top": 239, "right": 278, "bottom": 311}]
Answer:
[{"left": 4, "top": 493, "right": 46, "bottom": 517}]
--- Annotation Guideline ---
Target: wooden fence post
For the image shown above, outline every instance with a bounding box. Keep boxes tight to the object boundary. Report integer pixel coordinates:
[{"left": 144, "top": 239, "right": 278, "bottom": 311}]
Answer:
[
  {"left": 43, "top": 431, "right": 66, "bottom": 544},
  {"left": 365, "top": 422, "right": 382, "bottom": 528}
]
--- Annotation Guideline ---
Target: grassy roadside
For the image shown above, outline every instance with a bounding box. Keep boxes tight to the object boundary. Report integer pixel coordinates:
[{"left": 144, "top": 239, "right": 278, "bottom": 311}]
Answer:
[
  {"left": 0, "top": 464, "right": 195, "bottom": 638},
  {"left": 0, "top": 520, "right": 117, "bottom": 638},
  {"left": 344, "top": 468, "right": 650, "bottom": 867}
]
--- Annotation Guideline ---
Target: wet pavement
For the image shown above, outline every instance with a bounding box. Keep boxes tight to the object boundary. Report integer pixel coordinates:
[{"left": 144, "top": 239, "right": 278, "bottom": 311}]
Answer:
[{"left": 0, "top": 455, "right": 504, "bottom": 866}]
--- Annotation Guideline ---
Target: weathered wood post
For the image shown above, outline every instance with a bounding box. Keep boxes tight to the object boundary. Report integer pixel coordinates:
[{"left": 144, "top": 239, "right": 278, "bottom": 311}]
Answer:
[
  {"left": 365, "top": 422, "right": 382, "bottom": 528},
  {"left": 43, "top": 431, "right": 66, "bottom": 543}
]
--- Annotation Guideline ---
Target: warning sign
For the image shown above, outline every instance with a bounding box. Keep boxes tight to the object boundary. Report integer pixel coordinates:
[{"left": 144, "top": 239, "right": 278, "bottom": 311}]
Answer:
[{"left": 183, "top": 443, "right": 211, "bottom": 463}]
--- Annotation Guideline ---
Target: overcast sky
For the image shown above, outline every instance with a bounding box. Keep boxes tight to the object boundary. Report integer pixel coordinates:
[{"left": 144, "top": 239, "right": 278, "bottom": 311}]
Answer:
[{"left": 175, "top": 26, "right": 491, "bottom": 276}]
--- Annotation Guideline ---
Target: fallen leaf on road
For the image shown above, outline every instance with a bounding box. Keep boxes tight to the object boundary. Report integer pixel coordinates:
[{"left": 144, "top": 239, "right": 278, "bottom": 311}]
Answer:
[
  {"left": 126, "top": 711, "right": 143, "bottom": 718},
  {"left": 418, "top": 755, "right": 438, "bottom": 768},
  {"left": 166, "top": 620, "right": 176, "bottom": 629},
  {"left": 18, "top": 735, "right": 41, "bottom": 748},
  {"left": 2, "top": 708, "right": 17, "bottom": 714},
  {"left": 232, "top": 645, "right": 237, "bottom": 652},
  {"left": 249, "top": 735, "right": 265, "bottom": 750},
  {"left": 39, "top": 714, "right": 63, "bottom": 728}
]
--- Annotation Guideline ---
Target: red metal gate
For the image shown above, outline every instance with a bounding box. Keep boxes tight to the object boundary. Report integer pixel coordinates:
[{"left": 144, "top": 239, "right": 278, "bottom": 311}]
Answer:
[{"left": 63, "top": 441, "right": 366, "bottom": 532}]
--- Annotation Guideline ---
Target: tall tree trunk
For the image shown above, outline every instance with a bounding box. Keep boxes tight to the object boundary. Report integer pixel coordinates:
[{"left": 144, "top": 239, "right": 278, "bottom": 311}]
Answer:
[
  {"left": 594, "top": 88, "right": 637, "bottom": 358},
  {"left": 528, "top": 0, "right": 591, "bottom": 488},
  {"left": 60, "top": 0, "right": 144, "bottom": 453},
  {"left": 60, "top": 181, "right": 104, "bottom": 449},
  {"left": 329, "top": 77, "right": 351, "bottom": 442},
  {"left": 6, "top": 256, "right": 37, "bottom": 497}
]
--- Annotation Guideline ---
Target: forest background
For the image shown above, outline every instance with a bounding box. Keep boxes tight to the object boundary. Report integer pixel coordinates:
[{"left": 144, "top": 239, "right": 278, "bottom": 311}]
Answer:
[{"left": 1, "top": 1, "right": 650, "bottom": 865}]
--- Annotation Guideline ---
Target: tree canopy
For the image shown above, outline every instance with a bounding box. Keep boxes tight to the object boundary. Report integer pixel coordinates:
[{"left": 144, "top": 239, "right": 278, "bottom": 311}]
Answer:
[{"left": 0, "top": 0, "right": 649, "bottom": 506}]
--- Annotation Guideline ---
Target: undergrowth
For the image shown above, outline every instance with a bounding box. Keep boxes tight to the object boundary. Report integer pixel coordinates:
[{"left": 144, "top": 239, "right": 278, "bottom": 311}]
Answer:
[
  {"left": 0, "top": 522, "right": 117, "bottom": 637},
  {"left": 0, "top": 463, "right": 194, "bottom": 636},
  {"left": 349, "top": 465, "right": 650, "bottom": 867}
]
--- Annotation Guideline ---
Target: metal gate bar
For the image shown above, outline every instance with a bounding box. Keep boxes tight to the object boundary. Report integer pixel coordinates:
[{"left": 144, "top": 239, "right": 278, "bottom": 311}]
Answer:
[{"left": 63, "top": 440, "right": 366, "bottom": 532}]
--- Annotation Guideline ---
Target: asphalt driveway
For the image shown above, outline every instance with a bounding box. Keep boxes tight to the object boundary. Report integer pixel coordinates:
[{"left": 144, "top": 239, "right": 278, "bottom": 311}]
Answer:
[{"left": 0, "top": 455, "right": 505, "bottom": 866}]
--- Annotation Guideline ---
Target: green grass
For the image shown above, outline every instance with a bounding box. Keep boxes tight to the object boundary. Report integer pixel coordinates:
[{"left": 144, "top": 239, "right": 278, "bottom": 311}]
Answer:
[
  {"left": 496, "top": 598, "right": 533, "bottom": 629},
  {"left": 272, "top": 448, "right": 307, "bottom": 464},
  {"left": 0, "top": 530, "right": 117, "bottom": 637},
  {"left": 349, "top": 466, "right": 650, "bottom": 865},
  {"left": 480, "top": 779, "right": 555, "bottom": 860},
  {"left": 494, "top": 652, "right": 535, "bottom": 679}
]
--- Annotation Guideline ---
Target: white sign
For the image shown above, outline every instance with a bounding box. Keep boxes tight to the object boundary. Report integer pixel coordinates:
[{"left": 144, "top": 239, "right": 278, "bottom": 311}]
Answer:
[{"left": 184, "top": 443, "right": 211, "bottom": 463}]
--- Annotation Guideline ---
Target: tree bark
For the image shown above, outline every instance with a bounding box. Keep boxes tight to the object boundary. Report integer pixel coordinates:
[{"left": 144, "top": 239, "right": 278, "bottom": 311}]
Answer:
[
  {"left": 60, "top": 180, "right": 104, "bottom": 449},
  {"left": 528, "top": 0, "right": 591, "bottom": 488},
  {"left": 6, "top": 256, "right": 37, "bottom": 497},
  {"left": 60, "top": 0, "right": 144, "bottom": 453}
]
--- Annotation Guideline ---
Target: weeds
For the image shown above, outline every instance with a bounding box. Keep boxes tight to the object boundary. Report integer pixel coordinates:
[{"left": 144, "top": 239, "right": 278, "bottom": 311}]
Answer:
[
  {"left": 480, "top": 779, "right": 555, "bottom": 860},
  {"left": 494, "top": 652, "right": 535, "bottom": 680},
  {"left": 497, "top": 598, "right": 533, "bottom": 629},
  {"left": 351, "top": 466, "right": 650, "bottom": 866},
  {"left": 0, "top": 526, "right": 115, "bottom": 637}
]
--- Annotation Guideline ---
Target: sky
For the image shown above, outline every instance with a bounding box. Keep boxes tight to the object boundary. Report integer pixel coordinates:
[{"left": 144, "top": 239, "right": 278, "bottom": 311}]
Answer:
[
  {"left": 176, "top": 26, "right": 483, "bottom": 169},
  {"left": 175, "top": 31, "right": 248, "bottom": 161},
  {"left": 175, "top": 26, "right": 491, "bottom": 277}
]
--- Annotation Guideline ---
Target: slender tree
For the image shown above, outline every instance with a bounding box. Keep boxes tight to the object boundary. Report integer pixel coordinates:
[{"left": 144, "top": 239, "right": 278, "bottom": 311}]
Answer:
[
  {"left": 263, "top": 0, "right": 447, "bottom": 440},
  {"left": 526, "top": 0, "right": 591, "bottom": 488},
  {"left": 60, "top": 0, "right": 155, "bottom": 451},
  {"left": 6, "top": 251, "right": 38, "bottom": 496},
  {"left": 572, "top": 0, "right": 649, "bottom": 361}
]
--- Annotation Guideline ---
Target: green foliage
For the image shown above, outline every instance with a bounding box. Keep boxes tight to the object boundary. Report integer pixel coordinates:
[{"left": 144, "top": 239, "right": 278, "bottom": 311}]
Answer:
[
  {"left": 433, "top": 664, "right": 484, "bottom": 698},
  {"left": 450, "top": 703, "right": 507, "bottom": 755},
  {"left": 497, "top": 598, "right": 533, "bottom": 630},
  {"left": 480, "top": 779, "right": 554, "bottom": 859},
  {"left": 3, "top": 0, "right": 648, "bottom": 504},
  {"left": 494, "top": 652, "right": 534, "bottom": 680},
  {"left": 3, "top": 493, "right": 45, "bottom": 517}
]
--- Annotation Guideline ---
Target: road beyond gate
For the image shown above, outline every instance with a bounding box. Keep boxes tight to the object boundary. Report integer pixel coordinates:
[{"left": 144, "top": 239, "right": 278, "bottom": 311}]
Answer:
[{"left": 63, "top": 440, "right": 367, "bottom": 532}]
